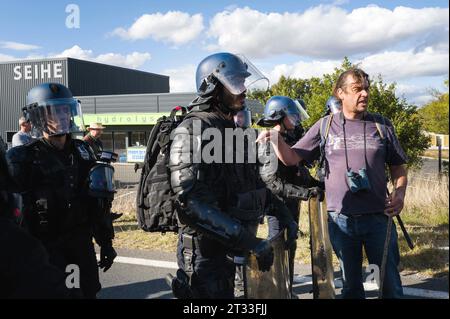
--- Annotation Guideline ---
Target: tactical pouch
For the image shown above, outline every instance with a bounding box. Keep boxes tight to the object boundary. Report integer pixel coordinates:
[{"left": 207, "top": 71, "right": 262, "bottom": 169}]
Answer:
[{"left": 36, "top": 198, "right": 49, "bottom": 233}]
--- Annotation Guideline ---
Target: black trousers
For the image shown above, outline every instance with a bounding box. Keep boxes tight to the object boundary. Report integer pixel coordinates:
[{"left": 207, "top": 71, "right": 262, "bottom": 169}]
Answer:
[
  {"left": 45, "top": 231, "right": 100, "bottom": 299},
  {"left": 176, "top": 232, "right": 236, "bottom": 299}
]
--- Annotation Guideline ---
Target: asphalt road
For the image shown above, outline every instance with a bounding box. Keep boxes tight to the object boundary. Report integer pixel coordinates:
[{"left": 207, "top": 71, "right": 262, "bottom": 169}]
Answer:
[{"left": 97, "top": 248, "right": 449, "bottom": 300}]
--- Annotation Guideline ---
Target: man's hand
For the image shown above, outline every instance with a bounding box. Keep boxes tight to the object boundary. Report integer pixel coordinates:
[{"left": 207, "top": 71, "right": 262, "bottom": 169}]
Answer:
[
  {"left": 251, "top": 240, "right": 274, "bottom": 272},
  {"left": 98, "top": 245, "right": 117, "bottom": 272},
  {"left": 256, "top": 129, "right": 279, "bottom": 144},
  {"left": 309, "top": 187, "right": 325, "bottom": 201},
  {"left": 384, "top": 190, "right": 405, "bottom": 217}
]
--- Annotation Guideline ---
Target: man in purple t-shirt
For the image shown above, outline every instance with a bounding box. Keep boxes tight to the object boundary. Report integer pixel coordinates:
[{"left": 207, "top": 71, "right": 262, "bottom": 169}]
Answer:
[{"left": 257, "top": 68, "right": 408, "bottom": 299}]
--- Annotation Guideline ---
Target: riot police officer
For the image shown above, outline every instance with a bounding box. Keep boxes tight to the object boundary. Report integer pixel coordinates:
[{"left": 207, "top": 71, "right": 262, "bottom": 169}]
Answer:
[
  {"left": 168, "top": 53, "right": 297, "bottom": 299},
  {"left": 6, "top": 83, "right": 117, "bottom": 298},
  {"left": 257, "top": 96, "right": 321, "bottom": 293},
  {"left": 1, "top": 137, "right": 81, "bottom": 298}
]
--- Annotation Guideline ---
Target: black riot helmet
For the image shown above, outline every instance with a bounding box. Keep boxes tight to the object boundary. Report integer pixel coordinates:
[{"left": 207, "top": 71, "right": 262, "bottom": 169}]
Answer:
[
  {"left": 24, "top": 83, "right": 85, "bottom": 137},
  {"left": 257, "top": 96, "right": 309, "bottom": 128},
  {"left": 194, "top": 53, "right": 269, "bottom": 114},
  {"left": 233, "top": 107, "right": 252, "bottom": 129},
  {"left": 325, "top": 96, "right": 342, "bottom": 115}
]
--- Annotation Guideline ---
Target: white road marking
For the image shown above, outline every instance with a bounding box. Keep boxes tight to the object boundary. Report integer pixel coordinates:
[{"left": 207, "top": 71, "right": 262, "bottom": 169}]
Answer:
[
  {"left": 146, "top": 290, "right": 174, "bottom": 299},
  {"left": 97, "top": 254, "right": 178, "bottom": 269},
  {"left": 292, "top": 274, "right": 449, "bottom": 299},
  {"left": 114, "top": 191, "right": 136, "bottom": 200},
  {"left": 101, "top": 255, "right": 449, "bottom": 299}
]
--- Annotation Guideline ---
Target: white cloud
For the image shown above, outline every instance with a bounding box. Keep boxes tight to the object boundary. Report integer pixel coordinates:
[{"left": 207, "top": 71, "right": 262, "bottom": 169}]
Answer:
[
  {"left": 0, "top": 41, "right": 41, "bottom": 51},
  {"left": 95, "top": 52, "right": 152, "bottom": 69},
  {"left": 267, "top": 60, "right": 342, "bottom": 84},
  {"left": 266, "top": 47, "right": 448, "bottom": 106},
  {"left": 359, "top": 47, "right": 449, "bottom": 80},
  {"left": 395, "top": 83, "right": 433, "bottom": 106},
  {"left": 163, "top": 64, "right": 197, "bottom": 92},
  {"left": 57, "top": 45, "right": 93, "bottom": 60},
  {"left": 0, "top": 53, "right": 17, "bottom": 62},
  {"left": 411, "top": 95, "right": 434, "bottom": 106},
  {"left": 111, "top": 11, "right": 204, "bottom": 46},
  {"left": 54, "top": 45, "right": 151, "bottom": 69},
  {"left": 0, "top": 45, "right": 152, "bottom": 69},
  {"left": 268, "top": 47, "right": 448, "bottom": 83},
  {"left": 206, "top": 6, "right": 449, "bottom": 59}
]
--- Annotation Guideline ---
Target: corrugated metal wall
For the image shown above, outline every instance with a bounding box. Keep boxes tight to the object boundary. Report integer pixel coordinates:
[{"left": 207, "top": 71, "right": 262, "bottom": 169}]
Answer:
[
  {"left": 77, "top": 93, "right": 197, "bottom": 114},
  {"left": 158, "top": 93, "right": 197, "bottom": 112},
  {"left": 68, "top": 58, "right": 169, "bottom": 96},
  {"left": 0, "top": 57, "right": 171, "bottom": 142},
  {"left": 0, "top": 59, "right": 68, "bottom": 141}
]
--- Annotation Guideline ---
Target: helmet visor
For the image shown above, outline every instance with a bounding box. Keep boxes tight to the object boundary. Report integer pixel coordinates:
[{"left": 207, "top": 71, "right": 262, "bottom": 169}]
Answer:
[
  {"left": 294, "top": 99, "right": 310, "bottom": 122},
  {"left": 234, "top": 109, "right": 252, "bottom": 128},
  {"left": 214, "top": 54, "right": 269, "bottom": 95},
  {"left": 286, "top": 113, "right": 301, "bottom": 127},
  {"left": 31, "top": 98, "right": 85, "bottom": 136}
]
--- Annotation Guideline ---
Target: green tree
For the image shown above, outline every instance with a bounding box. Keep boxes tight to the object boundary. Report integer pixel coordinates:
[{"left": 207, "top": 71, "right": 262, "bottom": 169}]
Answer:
[
  {"left": 368, "top": 77, "right": 430, "bottom": 168},
  {"left": 249, "top": 58, "right": 430, "bottom": 168},
  {"left": 418, "top": 80, "right": 449, "bottom": 134}
]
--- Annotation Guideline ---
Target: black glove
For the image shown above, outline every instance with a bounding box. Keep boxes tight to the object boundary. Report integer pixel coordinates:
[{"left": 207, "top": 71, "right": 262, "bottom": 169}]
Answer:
[
  {"left": 98, "top": 245, "right": 117, "bottom": 272},
  {"left": 251, "top": 239, "right": 274, "bottom": 272},
  {"left": 285, "top": 221, "right": 299, "bottom": 250},
  {"left": 309, "top": 187, "right": 325, "bottom": 201},
  {"left": 283, "top": 184, "right": 311, "bottom": 201},
  {"left": 110, "top": 212, "right": 123, "bottom": 221}
]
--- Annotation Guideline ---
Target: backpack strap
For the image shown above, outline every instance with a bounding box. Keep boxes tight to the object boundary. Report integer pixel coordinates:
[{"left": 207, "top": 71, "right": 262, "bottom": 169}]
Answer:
[
  {"left": 318, "top": 114, "right": 333, "bottom": 168},
  {"left": 320, "top": 114, "right": 334, "bottom": 141},
  {"left": 370, "top": 113, "right": 388, "bottom": 163}
]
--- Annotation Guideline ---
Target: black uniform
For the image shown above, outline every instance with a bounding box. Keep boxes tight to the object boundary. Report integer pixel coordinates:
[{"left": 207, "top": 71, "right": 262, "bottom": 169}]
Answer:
[
  {"left": 0, "top": 215, "right": 82, "bottom": 298},
  {"left": 6, "top": 136, "right": 114, "bottom": 298},
  {"left": 169, "top": 106, "right": 294, "bottom": 298},
  {"left": 259, "top": 131, "right": 319, "bottom": 289},
  {"left": 0, "top": 136, "right": 79, "bottom": 299},
  {"left": 83, "top": 133, "right": 103, "bottom": 159}
]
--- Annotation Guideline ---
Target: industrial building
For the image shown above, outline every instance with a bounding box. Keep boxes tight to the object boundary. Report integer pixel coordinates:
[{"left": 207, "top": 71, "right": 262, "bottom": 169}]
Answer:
[
  {"left": 1, "top": 57, "right": 263, "bottom": 163},
  {"left": 0, "top": 57, "right": 169, "bottom": 144}
]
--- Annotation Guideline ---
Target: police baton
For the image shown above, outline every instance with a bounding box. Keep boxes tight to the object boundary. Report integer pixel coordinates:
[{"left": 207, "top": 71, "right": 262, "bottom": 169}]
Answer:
[
  {"left": 386, "top": 188, "right": 414, "bottom": 250},
  {"left": 379, "top": 213, "right": 393, "bottom": 299}
]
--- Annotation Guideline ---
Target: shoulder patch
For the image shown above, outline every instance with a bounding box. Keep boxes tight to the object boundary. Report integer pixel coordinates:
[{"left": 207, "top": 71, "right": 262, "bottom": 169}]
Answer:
[{"left": 76, "top": 143, "right": 91, "bottom": 160}]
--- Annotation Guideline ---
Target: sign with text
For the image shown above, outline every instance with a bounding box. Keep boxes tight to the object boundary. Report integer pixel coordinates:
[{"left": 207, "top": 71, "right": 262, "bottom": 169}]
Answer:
[
  {"left": 83, "top": 113, "right": 169, "bottom": 126},
  {"left": 126, "top": 146, "right": 147, "bottom": 163},
  {"left": 13, "top": 63, "right": 63, "bottom": 80}
]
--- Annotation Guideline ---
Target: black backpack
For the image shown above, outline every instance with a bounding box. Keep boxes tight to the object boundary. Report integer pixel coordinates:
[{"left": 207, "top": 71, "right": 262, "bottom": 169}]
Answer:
[{"left": 136, "top": 106, "right": 188, "bottom": 233}]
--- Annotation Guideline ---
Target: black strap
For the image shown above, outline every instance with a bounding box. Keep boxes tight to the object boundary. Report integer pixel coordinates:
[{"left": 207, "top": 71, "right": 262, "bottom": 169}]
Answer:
[
  {"left": 226, "top": 207, "right": 264, "bottom": 222},
  {"left": 340, "top": 112, "right": 367, "bottom": 171},
  {"left": 182, "top": 233, "right": 197, "bottom": 275}
]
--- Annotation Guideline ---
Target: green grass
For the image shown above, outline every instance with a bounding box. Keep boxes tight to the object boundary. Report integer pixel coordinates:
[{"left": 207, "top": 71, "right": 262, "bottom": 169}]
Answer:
[
  {"left": 423, "top": 149, "right": 449, "bottom": 160},
  {"left": 111, "top": 178, "right": 449, "bottom": 279}
]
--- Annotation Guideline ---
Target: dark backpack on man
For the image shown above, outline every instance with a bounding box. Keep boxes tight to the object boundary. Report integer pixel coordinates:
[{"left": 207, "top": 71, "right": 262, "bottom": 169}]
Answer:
[
  {"left": 136, "top": 106, "right": 213, "bottom": 233},
  {"left": 136, "top": 106, "right": 188, "bottom": 233}
]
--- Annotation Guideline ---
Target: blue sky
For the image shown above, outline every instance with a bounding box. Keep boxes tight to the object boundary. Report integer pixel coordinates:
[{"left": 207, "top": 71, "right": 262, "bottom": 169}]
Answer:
[{"left": 0, "top": 0, "right": 448, "bottom": 105}]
